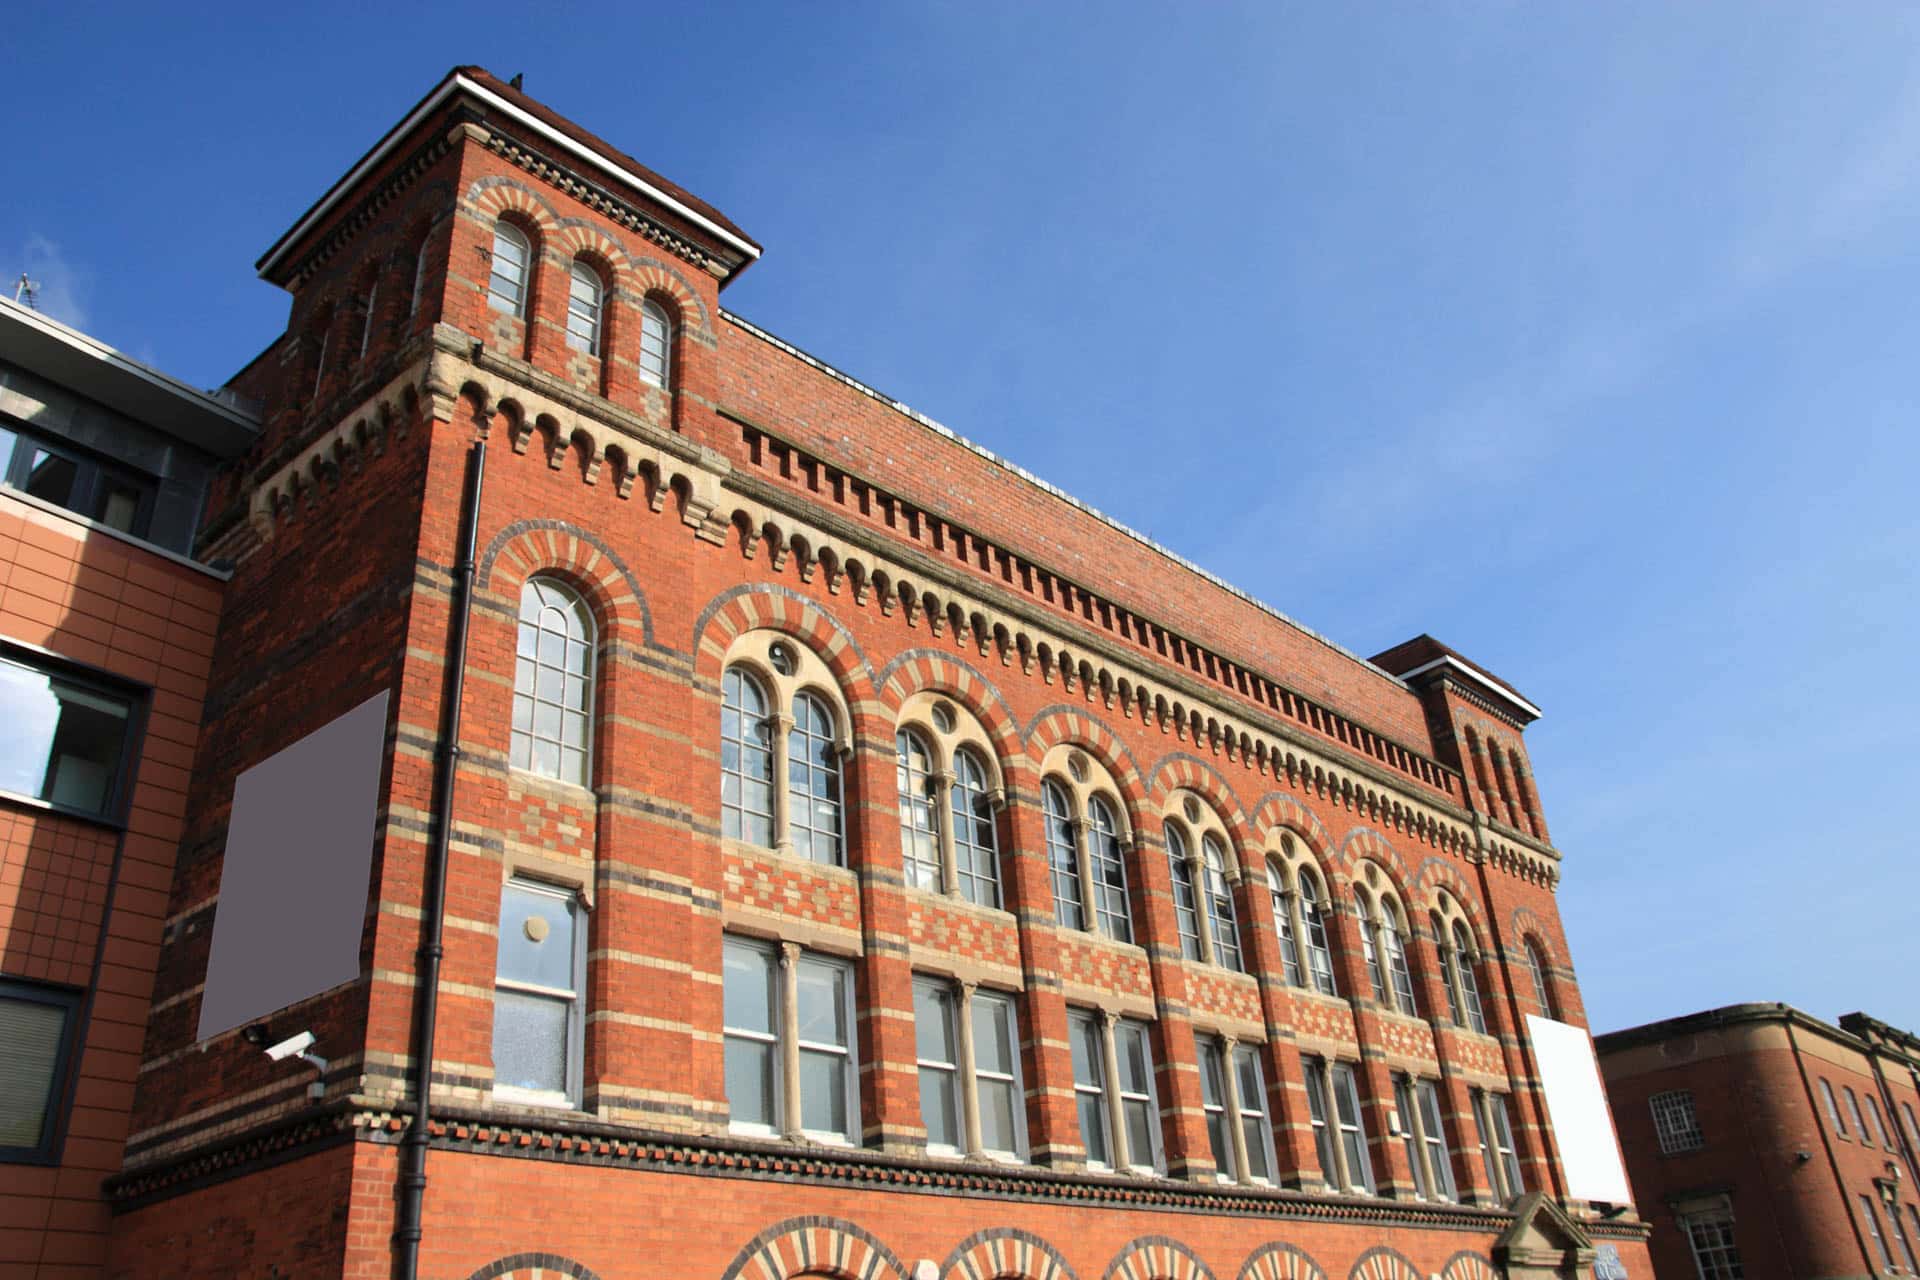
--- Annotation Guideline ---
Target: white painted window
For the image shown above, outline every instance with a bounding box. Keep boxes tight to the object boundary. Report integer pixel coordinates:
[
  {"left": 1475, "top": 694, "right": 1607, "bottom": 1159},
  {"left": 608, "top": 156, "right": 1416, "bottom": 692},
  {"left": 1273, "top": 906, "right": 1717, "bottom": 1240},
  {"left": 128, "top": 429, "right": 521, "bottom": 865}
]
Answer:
[
  {"left": 1302, "top": 1056, "right": 1340, "bottom": 1188},
  {"left": 639, "top": 297, "right": 671, "bottom": 387},
  {"left": 492, "top": 879, "right": 584, "bottom": 1107},
  {"left": 914, "top": 980, "right": 962, "bottom": 1154},
  {"left": 720, "top": 667, "right": 774, "bottom": 846},
  {"left": 1086, "top": 796, "right": 1130, "bottom": 940},
  {"left": 1863, "top": 1094, "right": 1892, "bottom": 1150},
  {"left": 510, "top": 577, "right": 594, "bottom": 786},
  {"left": 1300, "top": 875, "right": 1338, "bottom": 995},
  {"left": 1818, "top": 1077, "right": 1848, "bottom": 1137},
  {"left": 565, "top": 260, "right": 603, "bottom": 355},
  {"left": 1680, "top": 1211, "right": 1745, "bottom": 1280},
  {"left": 1166, "top": 823, "right": 1202, "bottom": 961},
  {"left": 1201, "top": 836, "right": 1241, "bottom": 971},
  {"left": 1859, "top": 1194, "right": 1896, "bottom": 1273},
  {"left": 488, "top": 222, "right": 532, "bottom": 316},
  {"left": 787, "top": 691, "right": 842, "bottom": 864},
  {"left": 1068, "top": 1011, "right": 1112, "bottom": 1168},
  {"left": 1416, "top": 1078, "right": 1457, "bottom": 1200},
  {"left": 1384, "top": 912, "right": 1419, "bottom": 1016},
  {"left": 1331, "top": 1061, "right": 1377, "bottom": 1194},
  {"left": 896, "top": 729, "right": 941, "bottom": 892},
  {"left": 1043, "top": 781, "right": 1083, "bottom": 930},
  {"left": 357, "top": 282, "right": 379, "bottom": 361},
  {"left": 1265, "top": 860, "right": 1304, "bottom": 986},
  {"left": 1357, "top": 890, "right": 1387, "bottom": 1001},
  {"left": 1113, "top": 1018, "right": 1164, "bottom": 1174},
  {"left": 723, "top": 937, "right": 859, "bottom": 1143},
  {"left": 951, "top": 748, "right": 1000, "bottom": 907}
]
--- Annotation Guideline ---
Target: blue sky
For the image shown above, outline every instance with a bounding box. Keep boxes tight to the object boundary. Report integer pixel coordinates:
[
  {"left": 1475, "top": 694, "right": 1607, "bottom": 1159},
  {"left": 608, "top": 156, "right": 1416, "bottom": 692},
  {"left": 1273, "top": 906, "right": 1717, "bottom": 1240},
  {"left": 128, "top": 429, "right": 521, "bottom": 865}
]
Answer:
[{"left": 6, "top": 4, "right": 1917, "bottom": 1036}]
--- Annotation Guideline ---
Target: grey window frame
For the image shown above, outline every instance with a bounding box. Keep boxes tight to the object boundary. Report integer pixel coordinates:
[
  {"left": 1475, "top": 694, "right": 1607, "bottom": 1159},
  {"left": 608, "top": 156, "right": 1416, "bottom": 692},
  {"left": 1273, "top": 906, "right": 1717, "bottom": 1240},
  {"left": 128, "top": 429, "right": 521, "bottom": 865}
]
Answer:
[
  {"left": 1680, "top": 1210, "right": 1745, "bottom": 1280},
  {"left": 1820, "top": 1077, "right": 1848, "bottom": 1138},
  {"left": 1860, "top": 1193, "right": 1897, "bottom": 1272},
  {"left": 0, "top": 978, "right": 84, "bottom": 1165},
  {"left": 0, "top": 643, "right": 143, "bottom": 825},
  {"left": 1651, "top": 1089, "right": 1705, "bottom": 1155},
  {"left": 490, "top": 877, "right": 586, "bottom": 1109},
  {"left": 0, "top": 424, "right": 158, "bottom": 541}
]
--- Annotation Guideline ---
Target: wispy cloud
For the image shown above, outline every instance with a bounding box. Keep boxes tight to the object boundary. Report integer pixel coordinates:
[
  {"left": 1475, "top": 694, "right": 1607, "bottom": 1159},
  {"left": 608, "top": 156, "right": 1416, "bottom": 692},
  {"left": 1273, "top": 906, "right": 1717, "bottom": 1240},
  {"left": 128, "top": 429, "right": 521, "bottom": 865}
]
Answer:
[{"left": 13, "top": 235, "right": 90, "bottom": 329}]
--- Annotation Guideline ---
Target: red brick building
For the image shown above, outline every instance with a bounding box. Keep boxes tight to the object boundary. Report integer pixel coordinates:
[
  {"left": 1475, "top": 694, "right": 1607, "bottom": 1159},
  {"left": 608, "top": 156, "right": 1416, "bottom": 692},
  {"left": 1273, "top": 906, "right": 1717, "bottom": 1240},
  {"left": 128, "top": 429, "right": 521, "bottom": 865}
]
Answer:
[
  {"left": 47, "top": 67, "right": 1649, "bottom": 1279},
  {"left": 1598, "top": 1005, "right": 1920, "bottom": 1279},
  {"left": 0, "top": 297, "right": 256, "bottom": 1274}
]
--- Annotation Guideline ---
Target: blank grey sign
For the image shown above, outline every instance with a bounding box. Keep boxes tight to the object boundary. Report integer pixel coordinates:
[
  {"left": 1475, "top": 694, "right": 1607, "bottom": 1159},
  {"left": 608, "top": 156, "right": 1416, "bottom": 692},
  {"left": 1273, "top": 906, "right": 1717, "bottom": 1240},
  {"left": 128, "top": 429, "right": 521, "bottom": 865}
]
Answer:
[{"left": 196, "top": 691, "right": 389, "bottom": 1041}]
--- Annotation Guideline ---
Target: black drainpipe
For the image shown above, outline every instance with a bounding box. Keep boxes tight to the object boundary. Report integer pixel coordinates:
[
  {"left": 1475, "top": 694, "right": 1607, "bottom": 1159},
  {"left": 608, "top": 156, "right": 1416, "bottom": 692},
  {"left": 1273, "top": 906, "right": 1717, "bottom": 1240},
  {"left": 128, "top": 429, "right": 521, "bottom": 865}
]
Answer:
[{"left": 395, "top": 439, "right": 486, "bottom": 1280}]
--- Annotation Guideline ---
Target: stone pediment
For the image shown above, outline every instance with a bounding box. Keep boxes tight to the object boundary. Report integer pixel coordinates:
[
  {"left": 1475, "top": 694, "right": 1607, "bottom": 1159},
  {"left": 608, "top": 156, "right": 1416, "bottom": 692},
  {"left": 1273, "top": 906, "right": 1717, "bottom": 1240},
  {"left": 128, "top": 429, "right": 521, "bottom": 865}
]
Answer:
[{"left": 1493, "top": 1193, "right": 1595, "bottom": 1277}]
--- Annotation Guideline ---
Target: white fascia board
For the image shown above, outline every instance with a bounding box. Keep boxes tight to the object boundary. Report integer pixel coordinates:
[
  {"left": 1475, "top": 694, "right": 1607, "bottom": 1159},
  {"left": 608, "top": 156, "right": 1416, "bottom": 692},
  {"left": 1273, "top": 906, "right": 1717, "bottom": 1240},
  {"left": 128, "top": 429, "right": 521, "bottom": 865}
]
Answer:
[
  {"left": 1393, "top": 655, "right": 1544, "bottom": 721},
  {"left": 257, "top": 73, "right": 759, "bottom": 280}
]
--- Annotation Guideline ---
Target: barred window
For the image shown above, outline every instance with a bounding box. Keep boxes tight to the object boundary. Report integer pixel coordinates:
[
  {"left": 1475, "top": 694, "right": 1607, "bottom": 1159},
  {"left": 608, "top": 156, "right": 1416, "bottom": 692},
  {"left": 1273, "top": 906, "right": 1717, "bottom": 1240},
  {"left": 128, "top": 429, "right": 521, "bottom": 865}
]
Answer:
[
  {"left": 1651, "top": 1089, "right": 1705, "bottom": 1155},
  {"left": 511, "top": 578, "right": 594, "bottom": 786}
]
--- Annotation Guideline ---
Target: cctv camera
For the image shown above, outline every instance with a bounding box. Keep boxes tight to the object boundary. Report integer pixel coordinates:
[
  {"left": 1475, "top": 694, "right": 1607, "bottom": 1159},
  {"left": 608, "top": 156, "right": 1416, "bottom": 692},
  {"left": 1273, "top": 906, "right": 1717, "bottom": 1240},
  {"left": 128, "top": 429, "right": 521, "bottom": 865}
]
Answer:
[{"left": 265, "top": 1030, "right": 317, "bottom": 1062}]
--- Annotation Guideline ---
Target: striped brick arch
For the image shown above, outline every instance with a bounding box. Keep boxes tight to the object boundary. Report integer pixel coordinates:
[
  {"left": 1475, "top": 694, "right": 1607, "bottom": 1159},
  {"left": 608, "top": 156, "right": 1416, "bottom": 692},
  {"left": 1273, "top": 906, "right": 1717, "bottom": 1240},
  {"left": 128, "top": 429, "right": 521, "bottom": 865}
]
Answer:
[
  {"left": 461, "top": 1255, "right": 602, "bottom": 1280},
  {"left": 629, "top": 254, "right": 715, "bottom": 339},
  {"left": 1438, "top": 1252, "right": 1497, "bottom": 1280},
  {"left": 1245, "top": 792, "right": 1335, "bottom": 856},
  {"left": 1145, "top": 753, "right": 1251, "bottom": 842},
  {"left": 1332, "top": 827, "right": 1414, "bottom": 892},
  {"left": 876, "top": 649, "right": 1024, "bottom": 764},
  {"left": 1025, "top": 705, "right": 1145, "bottom": 794},
  {"left": 1235, "top": 1242, "right": 1325, "bottom": 1280},
  {"left": 1411, "top": 854, "right": 1490, "bottom": 939},
  {"left": 467, "top": 176, "right": 563, "bottom": 234},
  {"left": 942, "top": 1227, "right": 1078, "bottom": 1280},
  {"left": 475, "top": 518, "right": 654, "bottom": 646},
  {"left": 1102, "top": 1236, "right": 1215, "bottom": 1280},
  {"left": 1346, "top": 1248, "right": 1421, "bottom": 1280},
  {"left": 719, "top": 1217, "right": 906, "bottom": 1280},
  {"left": 691, "top": 584, "right": 876, "bottom": 700}
]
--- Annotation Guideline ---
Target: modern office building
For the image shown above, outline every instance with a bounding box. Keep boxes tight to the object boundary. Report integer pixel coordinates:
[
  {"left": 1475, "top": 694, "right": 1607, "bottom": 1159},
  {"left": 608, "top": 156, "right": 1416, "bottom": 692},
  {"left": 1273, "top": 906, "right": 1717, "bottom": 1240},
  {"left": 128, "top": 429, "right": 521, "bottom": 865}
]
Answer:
[
  {"left": 0, "top": 67, "right": 1650, "bottom": 1278},
  {"left": 1598, "top": 1005, "right": 1920, "bottom": 1280},
  {"left": 0, "top": 296, "right": 257, "bottom": 1275}
]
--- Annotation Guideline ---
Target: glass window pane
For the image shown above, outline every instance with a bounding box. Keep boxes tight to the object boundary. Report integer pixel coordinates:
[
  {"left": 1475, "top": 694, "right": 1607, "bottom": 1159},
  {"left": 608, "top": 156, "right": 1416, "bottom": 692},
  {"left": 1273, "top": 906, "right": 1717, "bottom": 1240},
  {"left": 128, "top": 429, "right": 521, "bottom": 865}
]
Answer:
[
  {"left": 1078, "top": 1092, "right": 1110, "bottom": 1166},
  {"left": 723, "top": 942, "right": 772, "bottom": 1034},
  {"left": 979, "top": 1076, "right": 1019, "bottom": 1154},
  {"left": 0, "top": 660, "right": 132, "bottom": 816},
  {"left": 0, "top": 995, "right": 67, "bottom": 1148},
  {"left": 497, "top": 882, "right": 576, "bottom": 990},
  {"left": 920, "top": 1065, "right": 959, "bottom": 1148},
  {"left": 94, "top": 481, "right": 143, "bottom": 534},
  {"left": 1124, "top": 1098, "right": 1156, "bottom": 1170},
  {"left": 795, "top": 959, "right": 846, "bottom": 1046},
  {"left": 915, "top": 983, "right": 955, "bottom": 1064},
  {"left": 972, "top": 997, "right": 1014, "bottom": 1075},
  {"left": 1069, "top": 1016, "right": 1101, "bottom": 1086},
  {"left": 799, "top": 1048, "right": 848, "bottom": 1136},
  {"left": 725, "top": 1037, "right": 776, "bottom": 1129},
  {"left": 1118, "top": 1025, "right": 1150, "bottom": 1094},
  {"left": 492, "top": 989, "right": 568, "bottom": 1094},
  {"left": 23, "top": 448, "right": 78, "bottom": 506}
]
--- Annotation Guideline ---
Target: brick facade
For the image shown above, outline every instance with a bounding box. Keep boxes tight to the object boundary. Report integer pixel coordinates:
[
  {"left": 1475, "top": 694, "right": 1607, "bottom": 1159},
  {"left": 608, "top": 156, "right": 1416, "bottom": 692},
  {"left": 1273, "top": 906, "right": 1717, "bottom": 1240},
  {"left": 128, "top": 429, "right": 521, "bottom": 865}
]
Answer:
[
  {"left": 83, "top": 67, "right": 1647, "bottom": 1279},
  {"left": 1598, "top": 1005, "right": 1920, "bottom": 1279}
]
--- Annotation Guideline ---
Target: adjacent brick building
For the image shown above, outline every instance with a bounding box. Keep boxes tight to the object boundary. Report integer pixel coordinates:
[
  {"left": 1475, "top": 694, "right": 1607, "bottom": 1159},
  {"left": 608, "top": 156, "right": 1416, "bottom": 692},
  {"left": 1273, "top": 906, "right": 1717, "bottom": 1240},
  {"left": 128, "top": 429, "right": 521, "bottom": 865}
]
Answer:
[
  {"left": 1598, "top": 1005, "right": 1920, "bottom": 1279},
  {"left": 0, "top": 66, "right": 1651, "bottom": 1278},
  {"left": 0, "top": 297, "right": 256, "bottom": 1274}
]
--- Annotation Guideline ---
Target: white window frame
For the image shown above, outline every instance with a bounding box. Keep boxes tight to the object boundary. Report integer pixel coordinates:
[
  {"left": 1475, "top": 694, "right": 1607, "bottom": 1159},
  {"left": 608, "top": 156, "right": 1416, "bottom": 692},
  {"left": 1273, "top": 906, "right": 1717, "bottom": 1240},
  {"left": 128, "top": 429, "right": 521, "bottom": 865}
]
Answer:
[
  {"left": 1474, "top": 1088, "right": 1525, "bottom": 1203},
  {"left": 1330, "top": 1060, "right": 1377, "bottom": 1194},
  {"left": 488, "top": 221, "right": 532, "bottom": 317},
  {"left": 950, "top": 748, "right": 1002, "bottom": 908},
  {"left": 1166, "top": 823, "right": 1203, "bottom": 961},
  {"left": 1068, "top": 1010, "right": 1114, "bottom": 1170},
  {"left": 1415, "top": 1077, "right": 1458, "bottom": 1201},
  {"left": 1266, "top": 859, "right": 1305, "bottom": 986},
  {"left": 1863, "top": 1093, "right": 1892, "bottom": 1150},
  {"left": 1112, "top": 1017, "right": 1165, "bottom": 1175},
  {"left": 1844, "top": 1087, "right": 1869, "bottom": 1146},
  {"left": 491, "top": 877, "right": 586, "bottom": 1109},
  {"left": 969, "top": 989, "right": 1028, "bottom": 1161},
  {"left": 897, "top": 728, "right": 943, "bottom": 893},
  {"left": 357, "top": 281, "right": 379, "bottom": 361},
  {"left": 511, "top": 577, "right": 595, "bottom": 786},
  {"left": 1302, "top": 1056, "right": 1340, "bottom": 1189},
  {"left": 565, "top": 259, "right": 604, "bottom": 355},
  {"left": 1357, "top": 889, "right": 1387, "bottom": 1002},
  {"left": 409, "top": 239, "right": 429, "bottom": 316},
  {"left": 720, "top": 661, "right": 847, "bottom": 866},
  {"left": 1680, "top": 1209, "right": 1745, "bottom": 1280},
  {"left": 639, "top": 296, "right": 672, "bottom": 387},
  {"left": 1651, "top": 1088, "right": 1706, "bottom": 1155},
  {"left": 722, "top": 937, "right": 859, "bottom": 1144},
  {"left": 1300, "top": 874, "right": 1339, "bottom": 996}
]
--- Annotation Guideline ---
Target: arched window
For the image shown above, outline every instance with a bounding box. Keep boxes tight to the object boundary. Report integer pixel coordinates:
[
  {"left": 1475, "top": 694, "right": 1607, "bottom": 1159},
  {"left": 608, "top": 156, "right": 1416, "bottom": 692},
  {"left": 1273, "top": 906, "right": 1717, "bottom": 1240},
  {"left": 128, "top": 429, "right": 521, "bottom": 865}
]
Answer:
[
  {"left": 1266, "top": 859, "right": 1304, "bottom": 986},
  {"left": 951, "top": 748, "right": 1000, "bottom": 908},
  {"left": 1085, "top": 796, "right": 1131, "bottom": 941},
  {"left": 787, "top": 691, "right": 842, "bottom": 864},
  {"left": 1201, "top": 836, "right": 1241, "bottom": 972},
  {"left": 1526, "top": 939, "right": 1557, "bottom": 1019},
  {"left": 1299, "top": 873, "right": 1338, "bottom": 996},
  {"left": 639, "top": 297, "right": 672, "bottom": 387},
  {"left": 896, "top": 728, "right": 941, "bottom": 892},
  {"left": 511, "top": 577, "right": 594, "bottom": 785},
  {"left": 1042, "top": 781, "right": 1083, "bottom": 930},
  {"left": 565, "top": 260, "right": 604, "bottom": 355},
  {"left": 408, "top": 238, "right": 430, "bottom": 317},
  {"left": 488, "top": 222, "right": 532, "bottom": 316},
  {"left": 357, "top": 281, "right": 379, "bottom": 361},
  {"left": 1451, "top": 920, "right": 1488, "bottom": 1033},
  {"left": 1382, "top": 902, "right": 1419, "bottom": 1016},
  {"left": 1355, "top": 889, "right": 1387, "bottom": 1002},
  {"left": 721, "top": 668, "right": 774, "bottom": 845},
  {"left": 1165, "top": 823, "right": 1202, "bottom": 961}
]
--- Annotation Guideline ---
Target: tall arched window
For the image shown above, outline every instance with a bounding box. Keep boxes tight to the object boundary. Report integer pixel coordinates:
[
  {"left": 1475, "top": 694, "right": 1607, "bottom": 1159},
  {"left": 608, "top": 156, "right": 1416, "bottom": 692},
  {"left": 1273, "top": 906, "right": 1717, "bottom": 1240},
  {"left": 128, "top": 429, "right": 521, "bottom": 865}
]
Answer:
[
  {"left": 787, "top": 692, "right": 842, "bottom": 864},
  {"left": 1085, "top": 796, "right": 1130, "bottom": 941},
  {"left": 1450, "top": 920, "right": 1488, "bottom": 1033},
  {"left": 1201, "top": 836, "right": 1241, "bottom": 972},
  {"left": 951, "top": 748, "right": 1000, "bottom": 908},
  {"left": 1382, "top": 902, "right": 1419, "bottom": 1016},
  {"left": 488, "top": 222, "right": 532, "bottom": 317},
  {"left": 1299, "top": 873, "right": 1338, "bottom": 996},
  {"left": 1356, "top": 889, "right": 1387, "bottom": 1002},
  {"left": 408, "top": 238, "right": 430, "bottom": 317},
  {"left": 511, "top": 578, "right": 594, "bottom": 785},
  {"left": 565, "top": 260, "right": 604, "bottom": 355},
  {"left": 1266, "top": 859, "right": 1305, "bottom": 986},
  {"left": 1526, "top": 939, "right": 1557, "bottom": 1019},
  {"left": 1043, "top": 781, "right": 1083, "bottom": 930},
  {"left": 1166, "top": 823, "right": 1202, "bottom": 961},
  {"left": 721, "top": 668, "right": 774, "bottom": 845},
  {"left": 639, "top": 297, "right": 672, "bottom": 387},
  {"left": 357, "top": 281, "right": 380, "bottom": 361},
  {"left": 896, "top": 728, "right": 941, "bottom": 892}
]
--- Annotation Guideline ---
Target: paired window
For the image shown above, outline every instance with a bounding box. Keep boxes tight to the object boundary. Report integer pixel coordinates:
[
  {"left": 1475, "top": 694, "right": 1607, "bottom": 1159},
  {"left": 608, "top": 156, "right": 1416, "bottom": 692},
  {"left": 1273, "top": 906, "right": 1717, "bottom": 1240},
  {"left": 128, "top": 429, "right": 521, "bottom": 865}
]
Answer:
[
  {"left": 1863, "top": 1093, "right": 1893, "bottom": 1149},
  {"left": 0, "top": 651, "right": 136, "bottom": 820},
  {"left": 723, "top": 937, "right": 858, "bottom": 1143},
  {"left": 721, "top": 657, "right": 844, "bottom": 865},
  {"left": 1197, "top": 1036, "right": 1274, "bottom": 1183},
  {"left": 1680, "top": 1210, "right": 1745, "bottom": 1280},
  {"left": 1843, "top": 1086, "right": 1869, "bottom": 1145},
  {"left": 1819, "top": 1077, "right": 1848, "bottom": 1137},
  {"left": 511, "top": 578, "right": 595, "bottom": 786},
  {"left": 1888, "top": 1201, "right": 1920, "bottom": 1274},
  {"left": 1439, "top": 916, "right": 1489, "bottom": 1033},
  {"left": 488, "top": 222, "right": 532, "bottom": 316},
  {"left": 1163, "top": 823, "right": 1241, "bottom": 970},
  {"left": 1353, "top": 885, "right": 1418, "bottom": 1016},
  {"left": 0, "top": 424, "right": 157, "bottom": 539},
  {"left": 491, "top": 879, "right": 585, "bottom": 1107},
  {"left": 1392, "top": 1074, "right": 1457, "bottom": 1201},
  {"left": 913, "top": 979, "right": 1026, "bottom": 1160},
  {"left": 639, "top": 298, "right": 672, "bottom": 387},
  {"left": 1860, "top": 1194, "right": 1897, "bottom": 1273},
  {"left": 1302, "top": 1056, "right": 1375, "bottom": 1194},
  {"left": 1067, "top": 1010, "right": 1163, "bottom": 1173},
  {"left": 566, "top": 260, "right": 604, "bottom": 355},
  {"left": 0, "top": 979, "right": 82, "bottom": 1163},
  {"left": 1651, "top": 1089, "right": 1705, "bottom": 1155},
  {"left": 894, "top": 721, "right": 1001, "bottom": 907},
  {"left": 1267, "top": 850, "right": 1338, "bottom": 995},
  {"left": 1473, "top": 1088, "right": 1525, "bottom": 1203},
  {"left": 1042, "top": 781, "right": 1132, "bottom": 941}
]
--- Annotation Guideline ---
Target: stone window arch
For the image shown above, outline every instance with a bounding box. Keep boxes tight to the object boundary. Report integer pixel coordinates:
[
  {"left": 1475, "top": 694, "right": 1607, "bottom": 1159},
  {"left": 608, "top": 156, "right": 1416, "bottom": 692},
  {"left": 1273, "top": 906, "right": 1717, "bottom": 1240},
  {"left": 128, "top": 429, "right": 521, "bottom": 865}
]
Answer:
[
  {"left": 1038, "top": 744, "right": 1134, "bottom": 943},
  {"left": 1265, "top": 833, "right": 1337, "bottom": 995},
  {"left": 894, "top": 691, "right": 1007, "bottom": 907},
  {"left": 511, "top": 576, "right": 595, "bottom": 786},
  {"left": 720, "top": 631, "right": 853, "bottom": 865},
  {"left": 1160, "top": 793, "right": 1244, "bottom": 972}
]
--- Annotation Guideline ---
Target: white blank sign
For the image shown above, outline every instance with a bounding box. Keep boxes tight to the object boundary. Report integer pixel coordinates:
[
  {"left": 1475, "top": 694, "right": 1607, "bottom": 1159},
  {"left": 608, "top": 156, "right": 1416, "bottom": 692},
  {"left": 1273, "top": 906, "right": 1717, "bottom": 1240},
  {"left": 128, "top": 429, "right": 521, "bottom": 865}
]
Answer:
[
  {"left": 1527, "top": 1014, "right": 1634, "bottom": 1204},
  {"left": 196, "top": 692, "right": 388, "bottom": 1041}
]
